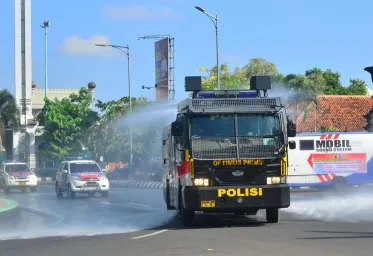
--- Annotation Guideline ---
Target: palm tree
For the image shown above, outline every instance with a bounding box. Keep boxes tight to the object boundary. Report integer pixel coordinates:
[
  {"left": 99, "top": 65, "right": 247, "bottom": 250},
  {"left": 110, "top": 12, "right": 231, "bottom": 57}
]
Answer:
[{"left": 0, "top": 89, "right": 20, "bottom": 154}]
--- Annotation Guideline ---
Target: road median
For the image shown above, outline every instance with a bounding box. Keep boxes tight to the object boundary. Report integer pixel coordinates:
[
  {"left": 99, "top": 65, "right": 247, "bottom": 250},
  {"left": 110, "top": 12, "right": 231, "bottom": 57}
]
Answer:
[
  {"left": 36, "top": 178, "right": 163, "bottom": 190},
  {"left": 0, "top": 198, "right": 20, "bottom": 221},
  {"left": 109, "top": 180, "right": 163, "bottom": 189}
]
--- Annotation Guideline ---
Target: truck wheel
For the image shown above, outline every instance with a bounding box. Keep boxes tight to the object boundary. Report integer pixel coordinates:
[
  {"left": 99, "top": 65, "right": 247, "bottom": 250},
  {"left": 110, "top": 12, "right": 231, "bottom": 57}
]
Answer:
[
  {"left": 67, "top": 184, "right": 76, "bottom": 198},
  {"left": 55, "top": 183, "right": 63, "bottom": 198},
  {"left": 266, "top": 208, "right": 279, "bottom": 223},
  {"left": 331, "top": 177, "right": 347, "bottom": 192},
  {"left": 4, "top": 185, "right": 10, "bottom": 194},
  {"left": 101, "top": 191, "right": 109, "bottom": 197},
  {"left": 166, "top": 183, "right": 175, "bottom": 210},
  {"left": 179, "top": 194, "right": 194, "bottom": 226}
]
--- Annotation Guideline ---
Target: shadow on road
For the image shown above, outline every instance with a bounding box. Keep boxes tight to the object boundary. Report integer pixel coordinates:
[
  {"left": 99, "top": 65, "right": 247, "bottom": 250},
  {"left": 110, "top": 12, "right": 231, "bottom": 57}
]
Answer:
[{"left": 153, "top": 212, "right": 267, "bottom": 231}]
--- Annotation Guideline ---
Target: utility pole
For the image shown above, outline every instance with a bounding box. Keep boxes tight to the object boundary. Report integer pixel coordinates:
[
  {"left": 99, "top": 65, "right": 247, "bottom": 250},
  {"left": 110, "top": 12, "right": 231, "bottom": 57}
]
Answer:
[
  {"left": 94, "top": 43, "right": 133, "bottom": 175},
  {"left": 195, "top": 6, "right": 220, "bottom": 90},
  {"left": 40, "top": 21, "right": 50, "bottom": 98}
]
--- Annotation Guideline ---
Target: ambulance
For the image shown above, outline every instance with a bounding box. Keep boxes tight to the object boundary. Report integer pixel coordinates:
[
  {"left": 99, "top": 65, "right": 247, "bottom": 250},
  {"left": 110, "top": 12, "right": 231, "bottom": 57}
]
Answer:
[{"left": 287, "top": 132, "right": 373, "bottom": 189}]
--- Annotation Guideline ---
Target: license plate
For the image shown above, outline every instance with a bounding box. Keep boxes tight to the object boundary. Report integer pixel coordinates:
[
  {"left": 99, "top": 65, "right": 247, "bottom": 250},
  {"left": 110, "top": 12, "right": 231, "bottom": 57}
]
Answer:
[
  {"left": 201, "top": 200, "right": 215, "bottom": 208},
  {"left": 18, "top": 182, "right": 26, "bottom": 185},
  {"left": 84, "top": 187, "right": 98, "bottom": 191}
]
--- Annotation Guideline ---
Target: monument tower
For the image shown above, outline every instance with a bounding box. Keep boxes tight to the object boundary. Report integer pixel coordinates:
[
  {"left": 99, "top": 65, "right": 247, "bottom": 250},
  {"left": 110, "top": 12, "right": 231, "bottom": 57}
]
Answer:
[{"left": 14, "top": 0, "right": 37, "bottom": 167}]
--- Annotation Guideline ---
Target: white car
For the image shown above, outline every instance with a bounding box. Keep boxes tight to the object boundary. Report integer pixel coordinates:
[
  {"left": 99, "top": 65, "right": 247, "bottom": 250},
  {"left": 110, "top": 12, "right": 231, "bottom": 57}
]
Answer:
[
  {"left": 0, "top": 160, "right": 38, "bottom": 193},
  {"left": 55, "top": 158, "right": 109, "bottom": 198}
]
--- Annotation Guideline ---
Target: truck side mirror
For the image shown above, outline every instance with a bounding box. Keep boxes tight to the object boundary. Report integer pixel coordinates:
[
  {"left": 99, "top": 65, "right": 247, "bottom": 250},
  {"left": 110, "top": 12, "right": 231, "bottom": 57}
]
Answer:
[
  {"left": 171, "top": 121, "right": 182, "bottom": 137},
  {"left": 287, "top": 122, "right": 296, "bottom": 138},
  {"left": 288, "top": 140, "right": 296, "bottom": 150}
]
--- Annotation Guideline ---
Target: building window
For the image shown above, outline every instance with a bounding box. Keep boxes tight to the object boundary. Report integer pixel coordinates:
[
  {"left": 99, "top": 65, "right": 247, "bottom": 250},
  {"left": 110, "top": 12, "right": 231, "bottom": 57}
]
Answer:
[{"left": 299, "top": 140, "right": 314, "bottom": 150}]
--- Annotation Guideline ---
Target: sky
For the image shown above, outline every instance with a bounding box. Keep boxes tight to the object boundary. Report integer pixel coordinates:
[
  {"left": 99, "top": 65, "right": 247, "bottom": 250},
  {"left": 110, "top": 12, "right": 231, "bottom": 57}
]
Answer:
[{"left": 1, "top": 0, "right": 373, "bottom": 103}]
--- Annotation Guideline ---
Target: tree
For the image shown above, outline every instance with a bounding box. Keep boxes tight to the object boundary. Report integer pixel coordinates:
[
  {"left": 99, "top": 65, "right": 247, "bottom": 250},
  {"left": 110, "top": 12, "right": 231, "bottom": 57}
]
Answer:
[
  {"left": 86, "top": 96, "right": 157, "bottom": 165},
  {"left": 0, "top": 89, "right": 20, "bottom": 156},
  {"left": 345, "top": 79, "right": 368, "bottom": 95},
  {"left": 0, "top": 89, "right": 20, "bottom": 129},
  {"left": 38, "top": 87, "right": 99, "bottom": 162},
  {"left": 281, "top": 73, "right": 326, "bottom": 121},
  {"left": 199, "top": 57, "right": 279, "bottom": 90},
  {"left": 241, "top": 57, "right": 278, "bottom": 80}
]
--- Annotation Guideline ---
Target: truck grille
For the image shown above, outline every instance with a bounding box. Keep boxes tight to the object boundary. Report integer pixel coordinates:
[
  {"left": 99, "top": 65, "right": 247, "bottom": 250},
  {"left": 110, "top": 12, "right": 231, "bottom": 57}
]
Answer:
[
  {"left": 212, "top": 167, "right": 266, "bottom": 186},
  {"left": 86, "top": 182, "right": 99, "bottom": 187},
  {"left": 191, "top": 136, "right": 282, "bottom": 160}
]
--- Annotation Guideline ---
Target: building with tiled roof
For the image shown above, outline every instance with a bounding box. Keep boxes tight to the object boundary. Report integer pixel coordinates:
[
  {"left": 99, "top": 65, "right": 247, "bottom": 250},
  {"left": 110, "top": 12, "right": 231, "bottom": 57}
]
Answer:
[{"left": 290, "top": 95, "right": 373, "bottom": 132}]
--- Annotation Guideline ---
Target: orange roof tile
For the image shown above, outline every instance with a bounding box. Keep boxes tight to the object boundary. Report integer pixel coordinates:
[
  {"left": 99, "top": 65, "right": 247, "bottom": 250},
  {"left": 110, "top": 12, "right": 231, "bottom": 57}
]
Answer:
[{"left": 287, "top": 95, "right": 373, "bottom": 132}]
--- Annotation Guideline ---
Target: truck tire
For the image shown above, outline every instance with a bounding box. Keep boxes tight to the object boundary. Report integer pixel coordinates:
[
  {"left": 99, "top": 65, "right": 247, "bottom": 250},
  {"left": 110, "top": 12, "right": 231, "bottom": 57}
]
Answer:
[
  {"left": 179, "top": 193, "right": 194, "bottom": 226},
  {"left": 166, "top": 182, "right": 175, "bottom": 210},
  {"left": 4, "top": 185, "right": 10, "bottom": 194},
  {"left": 68, "top": 184, "right": 76, "bottom": 198},
  {"left": 331, "top": 176, "right": 347, "bottom": 192},
  {"left": 55, "top": 183, "right": 63, "bottom": 198},
  {"left": 266, "top": 208, "right": 279, "bottom": 223}
]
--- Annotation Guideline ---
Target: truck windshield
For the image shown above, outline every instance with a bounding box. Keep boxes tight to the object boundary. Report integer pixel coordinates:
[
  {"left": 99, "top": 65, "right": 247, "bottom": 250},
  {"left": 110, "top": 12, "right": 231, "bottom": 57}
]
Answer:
[
  {"left": 191, "top": 114, "right": 281, "bottom": 137},
  {"left": 5, "top": 164, "right": 30, "bottom": 173},
  {"left": 70, "top": 163, "right": 101, "bottom": 173},
  {"left": 237, "top": 114, "right": 281, "bottom": 136},
  {"left": 191, "top": 114, "right": 235, "bottom": 137}
]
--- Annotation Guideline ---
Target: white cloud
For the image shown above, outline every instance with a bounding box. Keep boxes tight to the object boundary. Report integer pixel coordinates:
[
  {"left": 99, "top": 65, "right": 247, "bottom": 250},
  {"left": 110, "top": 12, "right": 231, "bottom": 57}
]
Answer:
[
  {"left": 104, "top": 5, "right": 186, "bottom": 21},
  {"left": 59, "top": 35, "right": 118, "bottom": 57}
]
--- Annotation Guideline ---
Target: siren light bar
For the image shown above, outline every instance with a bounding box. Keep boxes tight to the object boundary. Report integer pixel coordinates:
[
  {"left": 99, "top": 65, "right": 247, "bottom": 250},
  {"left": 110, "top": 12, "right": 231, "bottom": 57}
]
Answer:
[
  {"left": 65, "top": 156, "right": 92, "bottom": 161},
  {"left": 197, "top": 91, "right": 258, "bottom": 99},
  {"left": 1, "top": 160, "right": 27, "bottom": 164}
]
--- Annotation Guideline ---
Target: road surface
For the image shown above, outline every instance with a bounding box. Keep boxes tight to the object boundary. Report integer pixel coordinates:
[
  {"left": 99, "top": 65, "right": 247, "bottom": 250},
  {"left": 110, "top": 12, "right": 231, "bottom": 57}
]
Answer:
[{"left": 1, "top": 184, "right": 373, "bottom": 256}]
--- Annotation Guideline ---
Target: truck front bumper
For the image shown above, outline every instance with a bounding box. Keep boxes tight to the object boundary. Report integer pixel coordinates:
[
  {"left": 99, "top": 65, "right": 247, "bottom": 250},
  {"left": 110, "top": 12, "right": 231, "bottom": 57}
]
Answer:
[
  {"left": 182, "top": 184, "right": 290, "bottom": 211},
  {"left": 70, "top": 180, "right": 109, "bottom": 193}
]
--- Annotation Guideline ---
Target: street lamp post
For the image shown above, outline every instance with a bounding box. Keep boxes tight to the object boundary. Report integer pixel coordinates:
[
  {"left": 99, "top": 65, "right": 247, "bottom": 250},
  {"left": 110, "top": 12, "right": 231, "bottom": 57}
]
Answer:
[
  {"left": 195, "top": 6, "right": 220, "bottom": 90},
  {"left": 95, "top": 43, "right": 133, "bottom": 175},
  {"left": 40, "top": 21, "right": 50, "bottom": 98}
]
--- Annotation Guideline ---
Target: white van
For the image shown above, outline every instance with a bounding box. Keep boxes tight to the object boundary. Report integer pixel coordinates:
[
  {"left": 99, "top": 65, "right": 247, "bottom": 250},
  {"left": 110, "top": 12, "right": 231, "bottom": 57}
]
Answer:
[{"left": 287, "top": 132, "right": 373, "bottom": 189}]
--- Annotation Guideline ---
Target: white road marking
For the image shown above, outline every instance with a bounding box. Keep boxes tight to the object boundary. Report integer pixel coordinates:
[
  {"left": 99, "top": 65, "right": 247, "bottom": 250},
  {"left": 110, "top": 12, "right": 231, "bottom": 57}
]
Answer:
[
  {"left": 100, "top": 201, "right": 151, "bottom": 208},
  {"left": 128, "top": 203, "right": 150, "bottom": 207},
  {"left": 31, "top": 193, "right": 55, "bottom": 196},
  {"left": 131, "top": 229, "right": 168, "bottom": 240}
]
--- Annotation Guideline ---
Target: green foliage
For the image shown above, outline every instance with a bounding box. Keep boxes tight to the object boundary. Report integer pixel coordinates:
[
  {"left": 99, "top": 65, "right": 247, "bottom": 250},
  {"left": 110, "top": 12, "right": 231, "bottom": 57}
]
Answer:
[
  {"left": 86, "top": 96, "right": 158, "bottom": 164},
  {"left": 320, "top": 124, "right": 340, "bottom": 132},
  {"left": 199, "top": 59, "right": 371, "bottom": 124},
  {"left": 38, "top": 87, "right": 100, "bottom": 162},
  {"left": 0, "top": 89, "right": 20, "bottom": 128}
]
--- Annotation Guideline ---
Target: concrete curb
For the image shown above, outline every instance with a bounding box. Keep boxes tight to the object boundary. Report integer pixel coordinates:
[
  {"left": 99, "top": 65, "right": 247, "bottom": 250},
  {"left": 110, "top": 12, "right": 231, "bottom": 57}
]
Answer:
[
  {"left": 0, "top": 198, "right": 20, "bottom": 221},
  {"left": 109, "top": 180, "right": 163, "bottom": 190}
]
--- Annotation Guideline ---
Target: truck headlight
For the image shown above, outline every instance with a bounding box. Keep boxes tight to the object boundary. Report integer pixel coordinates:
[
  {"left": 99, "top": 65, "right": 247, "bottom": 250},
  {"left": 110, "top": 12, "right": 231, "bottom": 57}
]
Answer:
[
  {"left": 70, "top": 176, "right": 81, "bottom": 181},
  {"left": 267, "top": 176, "right": 286, "bottom": 184},
  {"left": 99, "top": 175, "right": 107, "bottom": 181},
  {"left": 28, "top": 175, "right": 37, "bottom": 181},
  {"left": 193, "top": 178, "right": 209, "bottom": 186}
]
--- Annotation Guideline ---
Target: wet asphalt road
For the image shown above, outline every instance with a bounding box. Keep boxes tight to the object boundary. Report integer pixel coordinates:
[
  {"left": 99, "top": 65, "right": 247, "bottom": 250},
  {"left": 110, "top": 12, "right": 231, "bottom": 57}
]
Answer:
[{"left": 1, "top": 184, "right": 373, "bottom": 256}]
